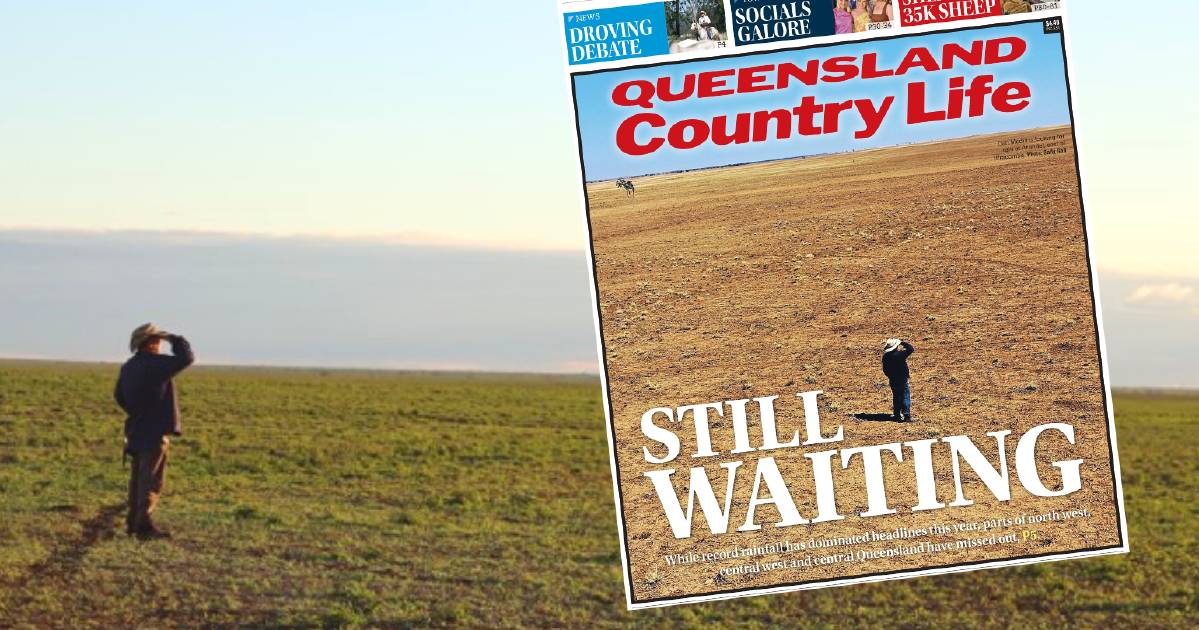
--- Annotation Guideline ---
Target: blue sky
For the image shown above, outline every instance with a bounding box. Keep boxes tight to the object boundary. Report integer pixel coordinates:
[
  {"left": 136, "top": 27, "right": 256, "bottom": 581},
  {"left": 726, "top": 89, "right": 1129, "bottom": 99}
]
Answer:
[
  {"left": 575, "top": 21, "right": 1070, "bottom": 180},
  {"left": 0, "top": 1, "right": 1191, "bottom": 266},
  {"left": 0, "top": 1, "right": 1196, "bottom": 381},
  {"left": 0, "top": 2, "right": 583, "bottom": 249}
]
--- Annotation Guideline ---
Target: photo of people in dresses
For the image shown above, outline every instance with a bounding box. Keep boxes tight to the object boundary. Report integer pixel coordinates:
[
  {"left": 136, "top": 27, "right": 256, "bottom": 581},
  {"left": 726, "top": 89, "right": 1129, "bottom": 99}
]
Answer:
[{"left": 834, "top": 0, "right": 894, "bottom": 34}]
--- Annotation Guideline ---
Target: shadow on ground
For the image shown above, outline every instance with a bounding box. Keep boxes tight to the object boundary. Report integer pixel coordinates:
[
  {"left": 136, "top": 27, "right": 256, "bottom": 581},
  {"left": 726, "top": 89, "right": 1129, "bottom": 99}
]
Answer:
[
  {"left": 852, "top": 412, "right": 904, "bottom": 423},
  {"left": 24, "top": 503, "right": 125, "bottom": 584}
]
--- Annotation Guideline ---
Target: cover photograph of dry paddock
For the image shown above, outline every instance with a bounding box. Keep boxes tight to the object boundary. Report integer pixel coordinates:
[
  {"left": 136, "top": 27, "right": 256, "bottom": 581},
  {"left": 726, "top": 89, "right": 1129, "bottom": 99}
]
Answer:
[{"left": 582, "top": 123, "right": 1124, "bottom": 603}]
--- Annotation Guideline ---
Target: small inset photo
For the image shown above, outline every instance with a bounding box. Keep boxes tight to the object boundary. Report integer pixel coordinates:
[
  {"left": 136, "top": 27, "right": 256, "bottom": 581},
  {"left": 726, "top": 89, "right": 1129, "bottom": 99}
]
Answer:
[
  {"left": 835, "top": 0, "right": 895, "bottom": 34},
  {"left": 666, "top": 0, "right": 728, "bottom": 54},
  {"left": 1004, "top": 0, "right": 1063, "bottom": 14}
]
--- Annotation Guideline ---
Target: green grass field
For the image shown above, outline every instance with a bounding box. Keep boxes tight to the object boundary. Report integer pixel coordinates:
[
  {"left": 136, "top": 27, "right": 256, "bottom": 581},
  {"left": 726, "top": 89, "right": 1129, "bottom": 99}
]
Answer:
[{"left": 0, "top": 361, "right": 1195, "bottom": 628}]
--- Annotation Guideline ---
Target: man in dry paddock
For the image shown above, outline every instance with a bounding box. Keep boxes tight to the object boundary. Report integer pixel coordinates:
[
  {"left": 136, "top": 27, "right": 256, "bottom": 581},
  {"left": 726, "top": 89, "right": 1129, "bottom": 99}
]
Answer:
[
  {"left": 882, "top": 337, "right": 915, "bottom": 423},
  {"left": 114, "top": 323, "right": 194, "bottom": 540}
]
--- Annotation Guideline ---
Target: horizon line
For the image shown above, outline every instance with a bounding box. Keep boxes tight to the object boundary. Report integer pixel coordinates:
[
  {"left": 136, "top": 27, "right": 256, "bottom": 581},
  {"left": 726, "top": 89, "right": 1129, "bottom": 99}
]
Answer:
[
  {"left": 0, "top": 356, "right": 1189, "bottom": 391},
  {"left": 0, "top": 225, "right": 587, "bottom": 255},
  {"left": 0, "top": 355, "right": 602, "bottom": 379},
  {"left": 0, "top": 225, "right": 1193, "bottom": 281}
]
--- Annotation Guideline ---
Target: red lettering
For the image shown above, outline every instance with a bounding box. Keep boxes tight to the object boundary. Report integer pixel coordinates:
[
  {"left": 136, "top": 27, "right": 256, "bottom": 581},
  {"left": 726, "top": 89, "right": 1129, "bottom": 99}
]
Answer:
[
  {"left": 736, "top": 65, "right": 774, "bottom": 93},
  {"left": 896, "top": 47, "right": 939, "bottom": 75},
  {"left": 612, "top": 80, "right": 655, "bottom": 109},
  {"left": 985, "top": 37, "right": 1027, "bottom": 64},
  {"left": 993, "top": 81, "right": 1031, "bottom": 113},
  {"left": 712, "top": 113, "right": 751, "bottom": 145},
  {"left": 667, "top": 119, "right": 710, "bottom": 149},
  {"left": 860, "top": 53, "right": 895, "bottom": 79},
  {"left": 615, "top": 113, "right": 666, "bottom": 156},
  {"left": 698, "top": 69, "right": 736, "bottom": 98},
  {"left": 942, "top": 40, "right": 984, "bottom": 69},
  {"left": 906, "top": 81, "right": 945, "bottom": 123},
  {"left": 752, "top": 109, "right": 793, "bottom": 142},
  {"left": 777, "top": 60, "right": 820, "bottom": 89},
  {"left": 821, "top": 56, "right": 860, "bottom": 83},
  {"left": 657, "top": 74, "right": 696, "bottom": 102}
]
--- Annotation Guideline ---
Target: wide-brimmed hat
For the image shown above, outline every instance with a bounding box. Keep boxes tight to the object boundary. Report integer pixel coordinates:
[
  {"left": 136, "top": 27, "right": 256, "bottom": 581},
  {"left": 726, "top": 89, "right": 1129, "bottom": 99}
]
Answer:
[
  {"left": 130, "top": 323, "right": 170, "bottom": 352},
  {"left": 882, "top": 338, "right": 902, "bottom": 353}
]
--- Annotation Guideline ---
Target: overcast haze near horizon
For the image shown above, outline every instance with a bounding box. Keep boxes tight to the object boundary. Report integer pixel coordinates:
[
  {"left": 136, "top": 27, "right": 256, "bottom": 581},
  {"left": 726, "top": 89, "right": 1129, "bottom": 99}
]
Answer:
[
  {"left": 0, "top": 231, "right": 597, "bottom": 374},
  {"left": 0, "top": 1, "right": 1195, "bottom": 384}
]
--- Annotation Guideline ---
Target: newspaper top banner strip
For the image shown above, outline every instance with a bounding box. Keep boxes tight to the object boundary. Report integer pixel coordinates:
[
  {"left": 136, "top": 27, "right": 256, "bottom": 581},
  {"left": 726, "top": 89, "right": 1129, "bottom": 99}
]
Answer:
[{"left": 559, "top": 0, "right": 1065, "bottom": 71}]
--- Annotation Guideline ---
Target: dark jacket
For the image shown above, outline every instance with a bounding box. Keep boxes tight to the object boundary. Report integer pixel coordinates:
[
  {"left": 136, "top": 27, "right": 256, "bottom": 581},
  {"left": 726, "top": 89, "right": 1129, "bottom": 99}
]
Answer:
[
  {"left": 115, "top": 335, "right": 194, "bottom": 453},
  {"left": 882, "top": 341, "right": 914, "bottom": 383}
]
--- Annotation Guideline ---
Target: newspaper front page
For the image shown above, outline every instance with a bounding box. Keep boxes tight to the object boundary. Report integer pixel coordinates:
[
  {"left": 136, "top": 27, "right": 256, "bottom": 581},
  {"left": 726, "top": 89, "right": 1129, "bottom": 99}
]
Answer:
[{"left": 558, "top": 0, "right": 1127, "bottom": 609}]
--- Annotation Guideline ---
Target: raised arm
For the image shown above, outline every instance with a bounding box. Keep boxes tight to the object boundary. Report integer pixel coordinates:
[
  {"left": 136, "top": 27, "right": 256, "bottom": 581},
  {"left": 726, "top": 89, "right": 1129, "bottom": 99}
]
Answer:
[
  {"left": 900, "top": 341, "right": 915, "bottom": 356},
  {"left": 163, "top": 334, "right": 195, "bottom": 376}
]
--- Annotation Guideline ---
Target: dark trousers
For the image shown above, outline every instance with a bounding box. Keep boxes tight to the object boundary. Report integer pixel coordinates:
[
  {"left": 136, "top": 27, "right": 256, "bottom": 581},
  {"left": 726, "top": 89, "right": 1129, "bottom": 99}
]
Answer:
[
  {"left": 127, "top": 438, "right": 169, "bottom": 532},
  {"left": 890, "top": 380, "right": 911, "bottom": 419}
]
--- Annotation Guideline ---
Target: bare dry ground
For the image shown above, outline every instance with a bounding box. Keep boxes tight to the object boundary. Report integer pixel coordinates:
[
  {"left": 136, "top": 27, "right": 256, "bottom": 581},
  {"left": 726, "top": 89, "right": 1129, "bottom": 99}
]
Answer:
[{"left": 584, "top": 125, "right": 1123, "bottom": 603}]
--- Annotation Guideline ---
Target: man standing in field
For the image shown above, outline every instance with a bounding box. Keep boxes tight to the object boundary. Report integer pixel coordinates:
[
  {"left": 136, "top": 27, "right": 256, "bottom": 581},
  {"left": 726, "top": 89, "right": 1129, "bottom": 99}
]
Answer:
[
  {"left": 882, "top": 338, "right": 915, "bottom": 422},
  {"left": 114, "top": 323, "right": 194, "bottom": 540}
]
